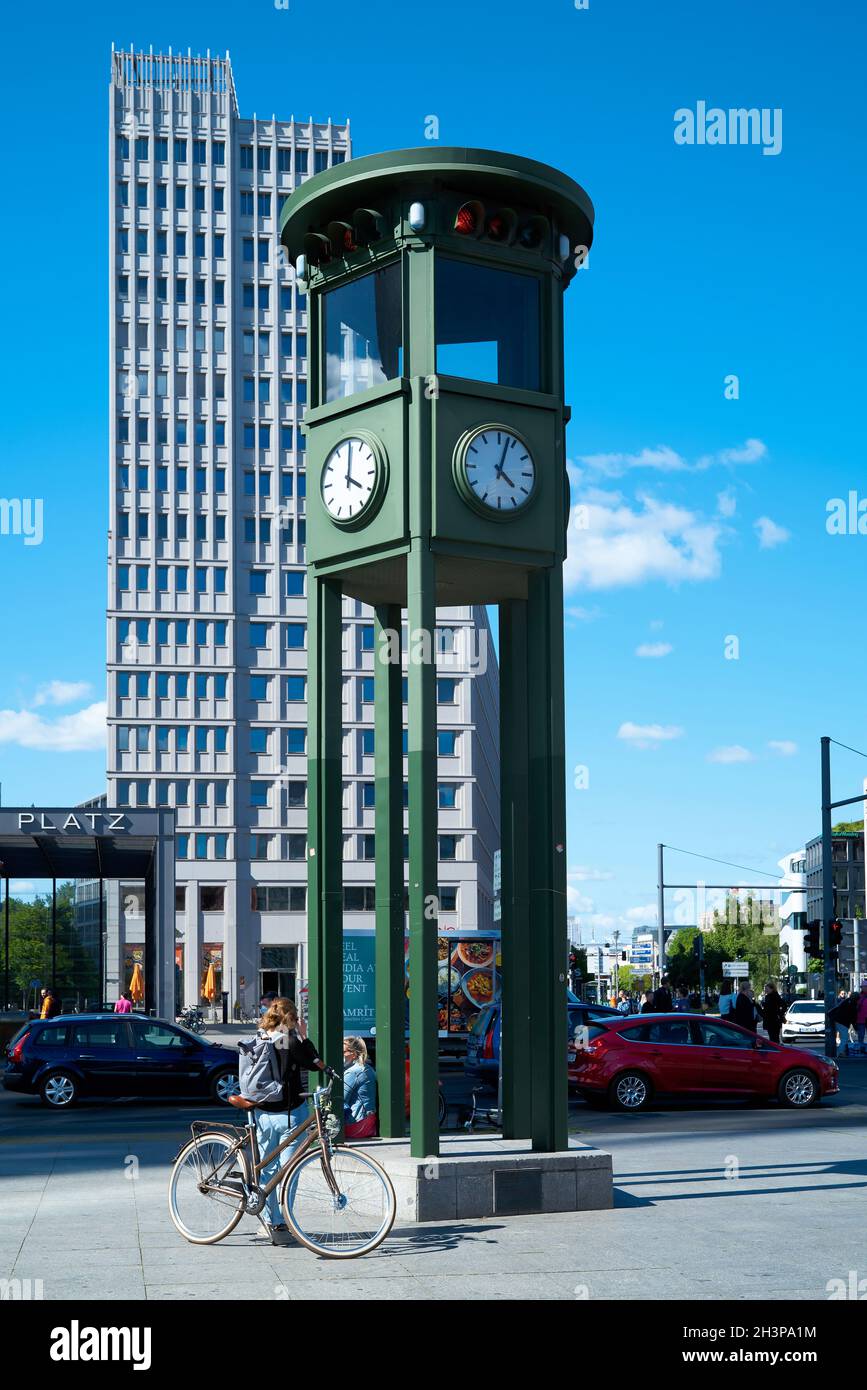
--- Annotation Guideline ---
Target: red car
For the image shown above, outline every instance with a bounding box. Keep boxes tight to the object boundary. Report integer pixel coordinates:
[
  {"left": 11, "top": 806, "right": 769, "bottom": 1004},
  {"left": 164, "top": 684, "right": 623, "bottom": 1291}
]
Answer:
[{"left": 568, "top": 1012, "right": 839, "bottom": 1111}]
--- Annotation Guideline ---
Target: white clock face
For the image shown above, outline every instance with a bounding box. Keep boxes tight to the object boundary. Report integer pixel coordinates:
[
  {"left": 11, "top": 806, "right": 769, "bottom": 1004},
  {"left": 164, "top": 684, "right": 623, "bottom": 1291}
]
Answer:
[
  {"left": 464, "top": 429, "right": 536, "bottom": 513},
  {"left": 321, "top": 437, "right": 379, "bottom": 523}
]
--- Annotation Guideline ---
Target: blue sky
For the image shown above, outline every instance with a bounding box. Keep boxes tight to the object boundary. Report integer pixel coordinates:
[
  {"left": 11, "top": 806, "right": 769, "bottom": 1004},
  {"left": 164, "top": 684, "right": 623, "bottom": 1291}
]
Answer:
[{"left": 0, "top": 0, "right": 864, "bottom": 931}]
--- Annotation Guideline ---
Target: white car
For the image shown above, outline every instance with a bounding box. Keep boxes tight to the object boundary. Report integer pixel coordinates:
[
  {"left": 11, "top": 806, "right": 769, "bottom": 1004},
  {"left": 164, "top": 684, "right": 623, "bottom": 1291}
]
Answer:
[{"left": 781, "top": 1000, "right": 827, "bottom": 1041}]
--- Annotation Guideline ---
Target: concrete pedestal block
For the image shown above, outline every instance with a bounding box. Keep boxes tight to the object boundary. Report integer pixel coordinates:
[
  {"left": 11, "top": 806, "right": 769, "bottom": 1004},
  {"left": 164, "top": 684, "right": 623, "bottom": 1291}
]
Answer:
[{"left": 368, "top": 1135, "right": 613, "bottom": 1222}]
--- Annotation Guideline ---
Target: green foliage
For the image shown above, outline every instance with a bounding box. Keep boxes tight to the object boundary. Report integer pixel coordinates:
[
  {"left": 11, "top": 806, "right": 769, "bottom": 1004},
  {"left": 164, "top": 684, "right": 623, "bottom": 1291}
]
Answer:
[
  {"left": 832, "top": 821, "right": 863, "bottom": 834},
  {"left": 667, "top": 921, "right": 783, "bottom": 991},
  {"left": 4, "top": 882, "right": 99, "bottom": 1008}
]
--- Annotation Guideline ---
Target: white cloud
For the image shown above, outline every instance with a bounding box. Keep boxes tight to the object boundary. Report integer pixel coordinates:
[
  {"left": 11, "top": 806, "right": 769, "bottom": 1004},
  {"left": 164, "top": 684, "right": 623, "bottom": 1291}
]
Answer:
[
  {"left": 568, "top": 865, "right": 615, "bottom": 882},
  {"left": 755, "top": 515, "right": 790, "bottom": 549},
  {"left": 577, "top": 445, "right": 689, "bottom": 477},
  {"left": 567, "top": 886, "right": 596, "bottom": 914},
  {"left": 576, "top": 438, "right": 767, "bottom": 478},
  {"left": 707, "top": 745, "right": 755, "bottom": 764},
  {"left": 717, "top": 489, "right": 737, "bottom": 518},
  {"left": 32, "top": 680, "right": 93, "bottom": 708},
  {"left": 768, "top": 740, "right": 798, "bottom": 757},
  {"left": 636, "top": 642, "right": 673, "bottom": 658},
  {"left": 565, "top": 605, "right": 601, "bottom": 623},
  {"left": 565, "top": 493, "right": 723, "bottom": 591},
  {"left": 0, "top": 701, "right": 107, "bottom": 752},
  {"left": 625, "top": 904, "right": 658, "bottom": 923},
  {"left": 713, "top": 438, "right": 767, "bottom": 466},
  {"left": 618, "top": 721, "right": 685, "bottom": 748}
]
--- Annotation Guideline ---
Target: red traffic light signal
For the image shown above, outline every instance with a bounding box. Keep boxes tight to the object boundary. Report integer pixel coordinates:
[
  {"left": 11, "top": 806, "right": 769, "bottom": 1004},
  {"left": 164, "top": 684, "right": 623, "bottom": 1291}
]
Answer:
[{"left": 830, "top": 919, "right": 843, "bottom": 951}]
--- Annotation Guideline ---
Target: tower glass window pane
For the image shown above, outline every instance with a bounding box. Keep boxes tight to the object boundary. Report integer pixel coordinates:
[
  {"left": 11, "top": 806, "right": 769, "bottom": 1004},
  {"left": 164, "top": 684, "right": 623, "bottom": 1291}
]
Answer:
[
  {"left": 323, "top": 263, "right": 402, "bottom": 403},
  {"left": 435, "top": 256, "right": 542, "bottom": 391}
]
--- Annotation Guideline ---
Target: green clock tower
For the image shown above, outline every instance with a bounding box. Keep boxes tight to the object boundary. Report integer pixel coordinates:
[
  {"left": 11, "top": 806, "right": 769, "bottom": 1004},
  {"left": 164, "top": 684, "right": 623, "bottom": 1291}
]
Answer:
[{"left": 280, "top": 148, "right": 594, "bottom": 1158}]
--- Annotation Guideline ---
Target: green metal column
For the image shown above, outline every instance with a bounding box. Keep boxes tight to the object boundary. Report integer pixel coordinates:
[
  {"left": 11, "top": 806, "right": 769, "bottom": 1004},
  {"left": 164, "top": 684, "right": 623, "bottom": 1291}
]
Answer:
[
  {"left": 526, "top": 566, "right": 569, "bottom": 1152},
  {"left": 407, "top": 537, "right": 439, "bottom": 1157},
  {"left": 307, "top": 573, "right": 345, "bottom": 1098},
  {"left": 499, "top": 598, "right": 532, "bottom": 1139},
  {"left": 374, "top": 601, "right": 406, "bottom": 1135}
]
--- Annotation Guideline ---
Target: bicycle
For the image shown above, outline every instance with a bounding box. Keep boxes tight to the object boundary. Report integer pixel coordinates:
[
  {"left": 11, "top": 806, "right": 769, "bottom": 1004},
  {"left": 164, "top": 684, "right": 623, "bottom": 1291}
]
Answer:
[
  {"left": 463, "top": 1085, "right": 501, "bottom": 1132},
  {"left": 168, "top": 1071, "right": 396, "bottom": 1258}
]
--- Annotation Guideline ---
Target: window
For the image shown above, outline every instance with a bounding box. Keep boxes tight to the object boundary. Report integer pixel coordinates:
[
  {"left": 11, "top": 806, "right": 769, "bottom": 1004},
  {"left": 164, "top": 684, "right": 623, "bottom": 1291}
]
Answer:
[
  {"left": 286, "top": 834, "right": 307, "bottom": 861},
  {"left": 439, "top": 835, "right": 458, "bottom": 860},
  {"left": 344, "top": 886, "right": 376, "bottom": 912},
  {"left": 240, "top": 145, "right": 253, "bottom": 170},
  {"left": 437, "top": 678, "right": 458, "bottom": 703},
  {"left": 251, "top": 781, "right": 270, "bottom": 808},
  {"left": 621, "top": 1021, "right": 695, "bottom": 1046},
  {"left": 285, "top": 728, "right": 306, "bottom": 754},
  {"left": 250, "top": 728, "right": 269, "bottom": 754},
  {"left": 436, "top": 256, "right": 542, "bottom": 391},
  {"left": 323, "top": 263, "right": 402, "bottom": 402},
  {"left": 250, "top": 835, "right": 271, "bottom": 861},
  {"left": 285, "top": 570, "right": 305, "bottom": 597},
  {"left": 696, "top": 1020, "right": 754, "bottom": 1050},
  {"left": 284, "top": 781, "right": 306, "bottom": 809},
  {"left": 200, "top": 885, "right": 225, "bottom": 912},
  {"left": 253, "top": 885, "right": 307, "bottom": 912},
  {"left": 251, "top": 675, "right": 270, "bottom": 701},
  {"left": 438, "top": 886, "right": 458, "bottom": 912},
  {"left": 438, "top": 731, "right": 458, "bottom": 756},
  {"left": 257, "top": 147, "right": 271, "bottom": 172},
  {"left": 175, "top": 138, "right": 187, "bottom": 161},
  {"left": 240, "top": 190, "right": 254, "bottom": 215},
  {"left": 70, "top": 1021, "right": 128, "bottom": 1047},
  {"left": 438, "top": 785, "right": 458, "bottom": 809},
  {"left": 285, "top": 676, "right": 305, "bottom": 701},
  {"left": 285, "top": 623, "right": 305, "bottom": 649}
]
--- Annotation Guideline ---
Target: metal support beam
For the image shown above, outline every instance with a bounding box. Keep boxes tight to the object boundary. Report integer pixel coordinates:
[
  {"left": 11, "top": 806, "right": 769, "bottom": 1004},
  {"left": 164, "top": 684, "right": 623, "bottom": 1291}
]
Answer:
[
  {"left": 407, "top": 537, "right": 438, "bottom": 1158},
  {"left": 500, "top": 598, "right": 532, "bottom": 1138},
  {"left": 98, "top": 877, "right": 105, "bottom": 1010},
  {"left": 821, "top": 736, "right": 837, "bottom": 1058},
  {"left": 3, "top": 877, "right": 8, "bottom": 1012},
  {"left": 526, "top": 567, "right": 568, "bottom": 1152},
  {"left": 374, "top": 601, "right": 406, "bottom": 1136},
  {"left": 307, "top": 574, "right": 345, "bottom": 1101},
  {"left": 51, "top": 878, "right": 57, "bottom": 990},
  {"left": 657, "top": 844, "right": 665, "bottom": 984}
]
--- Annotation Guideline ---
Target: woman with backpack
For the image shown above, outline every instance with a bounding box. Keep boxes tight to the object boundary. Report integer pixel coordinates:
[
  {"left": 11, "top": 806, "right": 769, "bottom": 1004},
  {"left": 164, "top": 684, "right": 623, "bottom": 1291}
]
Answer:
[
  {"left": 229, "top": 997, "right": 326, "bottom": 1242},
  {"left": 342, "top": 1037, "right": 378, "bottom": 1139}
]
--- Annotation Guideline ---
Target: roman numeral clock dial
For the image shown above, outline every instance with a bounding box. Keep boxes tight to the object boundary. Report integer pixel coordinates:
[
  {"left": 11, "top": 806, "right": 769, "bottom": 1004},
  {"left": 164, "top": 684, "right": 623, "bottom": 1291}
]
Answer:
[
  {"left": 454, "top": 426, "right": 537, "bottom": 518},
  {"left": 320, "top": 435, "right": 385, "bottom": 527}
]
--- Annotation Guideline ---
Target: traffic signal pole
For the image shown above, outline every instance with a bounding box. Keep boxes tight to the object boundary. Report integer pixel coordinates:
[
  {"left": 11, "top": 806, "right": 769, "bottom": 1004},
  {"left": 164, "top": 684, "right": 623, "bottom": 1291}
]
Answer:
[{"left": 821, "top": 737, "right": 837, "bottom": 1059}]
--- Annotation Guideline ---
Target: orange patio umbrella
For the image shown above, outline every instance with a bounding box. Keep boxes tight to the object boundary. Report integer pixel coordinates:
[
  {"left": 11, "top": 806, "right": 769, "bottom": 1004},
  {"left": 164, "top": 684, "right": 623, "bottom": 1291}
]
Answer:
[
  {"left": 202, "top": 961, "right": 217, "bottom": 1003},
  {"left": 128, "top": 962, "right": 144, "bottom": 1003}
]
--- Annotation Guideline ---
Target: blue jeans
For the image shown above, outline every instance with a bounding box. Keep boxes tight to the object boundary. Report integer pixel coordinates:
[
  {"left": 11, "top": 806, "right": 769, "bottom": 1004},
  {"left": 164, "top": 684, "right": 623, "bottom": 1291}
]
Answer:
[
  {"left": 255, "top": 1104, "right": 307, "bottom": 1226},
  {"left": 836, "top": 1023, "right": 851, "bottom": 1051}
]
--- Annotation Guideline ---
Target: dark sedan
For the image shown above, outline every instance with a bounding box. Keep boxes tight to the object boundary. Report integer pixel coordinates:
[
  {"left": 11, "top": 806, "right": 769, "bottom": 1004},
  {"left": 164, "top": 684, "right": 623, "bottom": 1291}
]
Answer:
[{"left": 3, "top": 1014, "right": 240, "bottom": 1109}]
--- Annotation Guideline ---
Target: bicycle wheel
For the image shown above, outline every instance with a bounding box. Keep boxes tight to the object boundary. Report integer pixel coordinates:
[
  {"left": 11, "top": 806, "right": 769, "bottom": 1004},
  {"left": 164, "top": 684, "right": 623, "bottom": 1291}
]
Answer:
[
  {"left": 280, "top": 1146, "right": 396, "bottom": 1258},
  {"left": 168, "top": 1132, "right": 250, "bottom": 1244}
]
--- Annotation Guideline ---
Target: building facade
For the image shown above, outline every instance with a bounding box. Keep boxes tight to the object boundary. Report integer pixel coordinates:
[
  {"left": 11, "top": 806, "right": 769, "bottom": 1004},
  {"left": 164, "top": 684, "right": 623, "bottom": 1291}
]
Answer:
[{"left": 107, "top": 48, "right": 499, "bottom": 1016}]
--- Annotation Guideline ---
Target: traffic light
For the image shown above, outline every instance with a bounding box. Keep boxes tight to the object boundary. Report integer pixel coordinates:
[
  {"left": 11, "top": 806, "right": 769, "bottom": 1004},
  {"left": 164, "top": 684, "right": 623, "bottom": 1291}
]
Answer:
[
  {"left": 301, "top": 206, "right": 385, "bottom": 267},
  {"left": 692, "top": 933, "right": 704, "bottom": 961},
  {"left": 453, "top": 198, "right": 550, "bottom": 252},
  {"left": 830, "top": 919, "right": 843, "bottom": 954},
  {"left": 804, "top": 921, "right": 821, "bottom": 958}
]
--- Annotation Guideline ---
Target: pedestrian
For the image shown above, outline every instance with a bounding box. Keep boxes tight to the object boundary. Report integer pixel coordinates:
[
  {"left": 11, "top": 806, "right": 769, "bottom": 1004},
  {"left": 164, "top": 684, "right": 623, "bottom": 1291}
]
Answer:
[
  {"left": 829, "top": 991, "right": 857, "bottom": 1055},
  {"left": 258, "top": 990, "right": 277, "bottom": 1017},
  {"left": 342, "top": 1036, "right": 378, "bottom": 1139},
  {"left": 40, "top": 989, "right": 61, "bottom": 1020},
  {"left": 733, "top": 982, "right": 761, "bottom": 1033},
  {"left": 674, "top": 985, "right": 691, "bottom": 1013},
  {"left": 718, "top": 983, "right": 736, "bottom": 1018},
  {"left": 615, "top": 989, "right": 631, "bottom": 1016},
  {"left": 688, "top": 989, "right": 702, "bottom": 1011},
  {"left": 228, "top": 996, "right": 327, "bottom": 1243},
  {"left": 761, "top": 983, "right": 786, "bottom": 1043},
  {"left": 640, "top": 990, "right": 656, "bottom": 1014},
  {"left": 114, "top": 991, "right": 133, "bottom": 1015},
  {"left": 652, "top": 976, "right": 673, "bottom": 1012},
  {"left": 856, "top": 982, "right": 867, "bottom": 1055}
]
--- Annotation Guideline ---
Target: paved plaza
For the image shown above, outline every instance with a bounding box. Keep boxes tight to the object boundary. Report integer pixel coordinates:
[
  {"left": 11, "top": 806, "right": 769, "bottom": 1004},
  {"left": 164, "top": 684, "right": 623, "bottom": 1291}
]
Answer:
[{"left": 2, "top": 1060, "right": 866, "bottom": 1301}]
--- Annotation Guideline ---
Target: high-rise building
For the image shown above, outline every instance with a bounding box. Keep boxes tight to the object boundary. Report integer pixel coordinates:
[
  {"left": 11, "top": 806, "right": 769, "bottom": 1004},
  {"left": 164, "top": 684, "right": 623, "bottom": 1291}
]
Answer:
[{"left": 106, "top": 47, "right": 500, "bottom": 1018}]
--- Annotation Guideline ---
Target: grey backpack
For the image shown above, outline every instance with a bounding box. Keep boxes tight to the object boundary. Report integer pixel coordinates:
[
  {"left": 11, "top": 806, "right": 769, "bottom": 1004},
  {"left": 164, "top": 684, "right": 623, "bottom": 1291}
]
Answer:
[{"left": 237, "top": 1031, "right": 286, "bottom": 1104}]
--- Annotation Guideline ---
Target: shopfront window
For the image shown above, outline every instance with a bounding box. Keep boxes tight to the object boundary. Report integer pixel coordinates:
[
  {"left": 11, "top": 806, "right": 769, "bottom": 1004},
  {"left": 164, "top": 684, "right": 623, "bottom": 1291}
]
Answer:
[
  {"left": 435, "top": 256, "right": 541, "bottom": 391},
  {"left": 323, "top": 263, "right": 402, "bottom": 402},
  {"left": 259, "top": 945, "right": 297, "bottom": 1002}
]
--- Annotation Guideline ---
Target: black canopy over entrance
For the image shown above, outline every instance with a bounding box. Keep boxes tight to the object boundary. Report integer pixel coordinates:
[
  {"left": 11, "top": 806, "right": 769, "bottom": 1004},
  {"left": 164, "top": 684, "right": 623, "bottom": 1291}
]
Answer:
[{"left": 0, "top": 807, "right": 175, "bottom": 1017}]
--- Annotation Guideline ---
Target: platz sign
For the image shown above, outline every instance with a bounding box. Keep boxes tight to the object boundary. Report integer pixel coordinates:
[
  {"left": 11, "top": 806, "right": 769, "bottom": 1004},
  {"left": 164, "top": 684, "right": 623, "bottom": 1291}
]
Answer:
[
  {"left": 11, "top": 811, "right": 128, "bottom": 834},
  {"left": 722, "top": 961, "right": 749, "bottom": 977}
]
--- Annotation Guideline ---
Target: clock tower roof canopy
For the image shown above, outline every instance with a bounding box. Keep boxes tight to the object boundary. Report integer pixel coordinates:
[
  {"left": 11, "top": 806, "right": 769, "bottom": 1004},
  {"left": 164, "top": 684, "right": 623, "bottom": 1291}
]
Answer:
[{"left": 280, "top": 145, "right": 594, "bottom": 280}]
